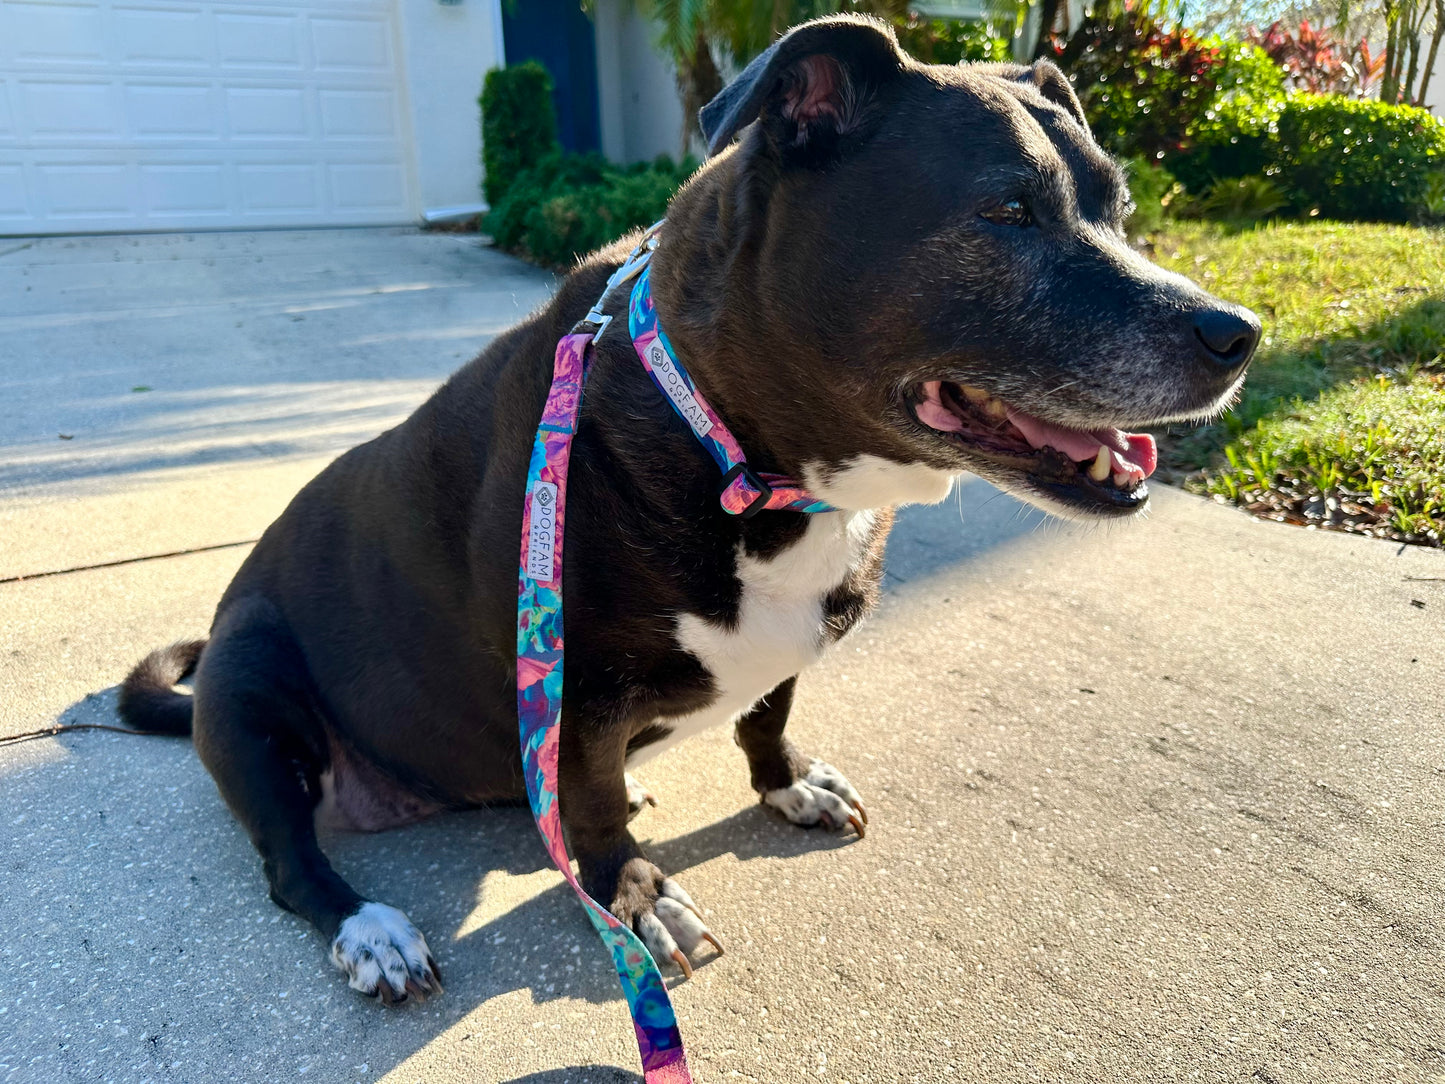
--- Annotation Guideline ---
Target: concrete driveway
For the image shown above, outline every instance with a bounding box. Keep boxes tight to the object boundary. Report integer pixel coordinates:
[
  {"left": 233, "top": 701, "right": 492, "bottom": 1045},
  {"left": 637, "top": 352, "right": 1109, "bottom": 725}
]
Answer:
[{"left": 2, "top": 229, "right": 1443, "bottom": 1084}]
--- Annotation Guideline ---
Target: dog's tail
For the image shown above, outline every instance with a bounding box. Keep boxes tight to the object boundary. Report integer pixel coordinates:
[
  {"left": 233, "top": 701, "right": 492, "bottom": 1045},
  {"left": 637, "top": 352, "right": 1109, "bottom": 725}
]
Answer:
[{"left": 117, "top": 639, "right": 207, "bottom": 737}]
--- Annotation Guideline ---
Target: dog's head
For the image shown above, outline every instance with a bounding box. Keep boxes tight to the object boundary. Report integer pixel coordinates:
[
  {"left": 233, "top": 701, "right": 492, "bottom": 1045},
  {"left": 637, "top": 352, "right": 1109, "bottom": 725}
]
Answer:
[{"left": 660, "top": 15, "right": 1259, "bottom": 518}]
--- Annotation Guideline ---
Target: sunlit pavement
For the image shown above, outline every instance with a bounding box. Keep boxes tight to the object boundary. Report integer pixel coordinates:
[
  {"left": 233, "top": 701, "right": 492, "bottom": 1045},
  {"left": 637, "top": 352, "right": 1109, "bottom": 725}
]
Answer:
[{"left": 2, "top": 229, "right": 1443, "bottom": 1084}]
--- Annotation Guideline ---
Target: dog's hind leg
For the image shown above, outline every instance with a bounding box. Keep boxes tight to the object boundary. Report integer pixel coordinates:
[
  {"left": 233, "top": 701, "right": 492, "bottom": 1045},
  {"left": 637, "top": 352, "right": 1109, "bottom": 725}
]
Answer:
[
  {"left": 192, "top": 598, "right": 441, "bottom": 1004},
  {"left": 734, "top": 678, "right": 868, "bottom": 838}
]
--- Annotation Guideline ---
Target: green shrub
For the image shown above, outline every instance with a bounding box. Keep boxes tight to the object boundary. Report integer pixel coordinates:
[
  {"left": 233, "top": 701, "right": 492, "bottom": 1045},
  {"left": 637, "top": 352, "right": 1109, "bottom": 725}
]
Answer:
[
  {"left": 1272, "top": 95, "right": 1445, "bottom": 222},
  {"left": 1053, "top": 9, "right": 1230, "bottom": 162},
  {"left": 1170, "top": 82, "right": 1445, "bottom": 223},
  {"left": 1195, "top": 174, "right": 1287, "bottom": 223},
  {"left": 894, "top": 17, "right": 1012, "bottom": 64},
  {"left": 486, "top": 153, "right": 694, "bottom": 268},
  {"left": 1121, "top": 157, "right": 1179, "bottom": 236},
  {"left": 1169, "top": 43, "right": 1286, "bottom": 193},
  {"left": 479, "top": 61, "right": 559, "bottom": 206}
]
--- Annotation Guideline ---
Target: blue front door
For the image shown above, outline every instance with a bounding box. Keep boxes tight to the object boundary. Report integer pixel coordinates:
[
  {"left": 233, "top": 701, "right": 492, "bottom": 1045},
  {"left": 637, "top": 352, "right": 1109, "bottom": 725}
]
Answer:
[{"left": 502, "top": 0, "right": 602, "bottom": 154}]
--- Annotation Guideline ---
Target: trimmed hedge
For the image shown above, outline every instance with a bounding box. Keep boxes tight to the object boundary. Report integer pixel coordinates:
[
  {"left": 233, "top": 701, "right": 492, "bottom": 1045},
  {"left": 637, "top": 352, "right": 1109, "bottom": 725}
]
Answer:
[
  {"left": 486, "top": 153, "right": 694, "bottom": 268},
  {"left": 1169, "top": 88, "right": 1445, "bottom": 223},
  {"left": 479, "top": 61, "right": 558, "bottom": 206},
  {"left": 1273, "top": 96, "right": 1445, "bottom": 221}
]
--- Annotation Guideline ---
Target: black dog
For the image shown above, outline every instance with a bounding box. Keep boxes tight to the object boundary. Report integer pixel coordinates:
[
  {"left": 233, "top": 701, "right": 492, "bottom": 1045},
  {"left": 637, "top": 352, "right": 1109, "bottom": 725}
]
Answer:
[{"left": 120, "top": 15, "right": 1259, "bottom": 1003}]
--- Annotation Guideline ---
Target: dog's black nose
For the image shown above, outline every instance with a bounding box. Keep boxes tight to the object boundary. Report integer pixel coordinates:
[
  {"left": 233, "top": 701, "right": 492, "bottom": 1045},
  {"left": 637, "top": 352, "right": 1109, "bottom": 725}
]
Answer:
[{"left": 1193, "top": 308, "right": 1260, "bottom": 370}]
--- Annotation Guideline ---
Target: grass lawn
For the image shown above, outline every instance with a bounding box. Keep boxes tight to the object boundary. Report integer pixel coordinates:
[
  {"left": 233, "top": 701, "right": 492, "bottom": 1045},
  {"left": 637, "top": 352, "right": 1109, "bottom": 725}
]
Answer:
[{"left": 1150, "top": 221, "right": 1445, "bottom": 546}]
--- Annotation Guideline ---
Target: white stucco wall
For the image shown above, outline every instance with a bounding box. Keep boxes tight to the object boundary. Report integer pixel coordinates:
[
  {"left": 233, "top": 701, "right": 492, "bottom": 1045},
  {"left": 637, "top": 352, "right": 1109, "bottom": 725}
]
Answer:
[
  {"left": 394, "top": 0, "right": 505, "bottom": 219},
  {"left": 1427, "top": 51, "right": 1443, "bottom": 115},
  {"left": 593, "top": 0, "right": 687, "bottom": 163}
]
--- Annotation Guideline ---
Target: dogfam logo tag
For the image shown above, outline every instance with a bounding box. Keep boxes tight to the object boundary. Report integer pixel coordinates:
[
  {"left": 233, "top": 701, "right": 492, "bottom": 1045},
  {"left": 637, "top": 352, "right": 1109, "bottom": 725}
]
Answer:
[
  {"left": 647, "top": 342, "right": 713, "bottom": 438},
  {"left": 527, "top": 481, "right": 559, "bottom": 582}
]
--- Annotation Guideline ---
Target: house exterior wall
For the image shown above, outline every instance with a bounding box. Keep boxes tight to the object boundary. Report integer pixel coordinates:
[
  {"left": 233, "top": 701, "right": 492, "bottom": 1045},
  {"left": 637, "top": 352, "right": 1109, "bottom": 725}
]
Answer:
[
  {"left": 395, "top": 0, "right": 505, "bottom": 219},
  {"left": 593, "top": 0, "right": 687, "bottom": 163}
]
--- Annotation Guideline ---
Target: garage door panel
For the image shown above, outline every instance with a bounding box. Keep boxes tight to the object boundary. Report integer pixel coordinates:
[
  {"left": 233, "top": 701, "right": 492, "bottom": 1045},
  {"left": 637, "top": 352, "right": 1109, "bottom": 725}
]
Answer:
[
  {"left": 225, "top": 85, "right": 310, "bottom": 139},
  {"left": 20, "top": 80, "right": 123, "bottom": 139},
  {"left": 1, "top": 0, "right": 413, "bottom": 233},
  {"left": 36, "top": 160, "right": 134, "bottom": 216},
  {"left": 114, "top": 6, "right": 213, "bottom": 67},
  {"left": 7, "top": 2, "right": 107, "bottom": 66},
  {"left": 0, "top": 164, "right": 30, "bottom": 218},
  {"left": 125, "top": 82, "right": 217, "bottom": 138},
  {"left": 140, "top": 161, "right": 228, "bottom": 214},
  {"left": 328, "top": 160, "right": 400, "bottom": 209},
  {"left": 237, "top": 161, "right": 318, "bottom": 212},
  {"left": 216, "top": 11, "right": 304, "bottom": 68},
  {"left": 318, "top": 87, "right": 394, "bottom": 139},
  {"left": 311, "top": 16, "right": 391, "bottom": 71}
]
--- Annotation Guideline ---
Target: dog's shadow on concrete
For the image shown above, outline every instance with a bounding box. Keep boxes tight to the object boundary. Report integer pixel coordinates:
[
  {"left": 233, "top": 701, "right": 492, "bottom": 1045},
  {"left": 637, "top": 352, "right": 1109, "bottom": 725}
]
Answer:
[
  {"left": 2, "top": 685, "right": 854, "bottom": 1082},
  {"left": 321, "top": 765, "right": 857, "bottom": 1011}
]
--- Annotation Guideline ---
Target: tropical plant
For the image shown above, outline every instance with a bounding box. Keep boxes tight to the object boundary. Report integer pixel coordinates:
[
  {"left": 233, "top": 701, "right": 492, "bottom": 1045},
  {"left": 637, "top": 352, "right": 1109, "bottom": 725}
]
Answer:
[
  {"left": 616, "top": 1, "right": 911, "bottom": 153},
  {"left": 1049, "top": 0, "right": 1230, "bottom": 161},
  {"left": 1246, "top": 19, "right": 1363, "bottom": 95}
]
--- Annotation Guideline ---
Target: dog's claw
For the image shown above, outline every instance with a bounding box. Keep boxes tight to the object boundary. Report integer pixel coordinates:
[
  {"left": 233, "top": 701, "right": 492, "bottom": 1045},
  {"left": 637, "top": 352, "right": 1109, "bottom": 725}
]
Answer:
[
  {"left": 633, "top": 877, "right": 718, "bottom": 980},
  {"left": 763, "top": 759, "right": 869, "bottom": 841},
  {"left": 330, "top": 901, "right": 441, "bottom": 1006}
]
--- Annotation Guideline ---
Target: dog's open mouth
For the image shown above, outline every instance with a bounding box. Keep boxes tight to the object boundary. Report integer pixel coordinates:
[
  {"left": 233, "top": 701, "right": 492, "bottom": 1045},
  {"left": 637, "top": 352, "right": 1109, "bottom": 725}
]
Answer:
[{"left": 910, "top": 380, "right": 1158, "bottom": 512}]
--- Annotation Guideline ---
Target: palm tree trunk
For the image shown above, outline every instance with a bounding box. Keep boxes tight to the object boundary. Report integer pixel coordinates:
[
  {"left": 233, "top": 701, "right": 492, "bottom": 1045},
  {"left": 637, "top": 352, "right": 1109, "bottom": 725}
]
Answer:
[
  {"left": 1414, "top": 0, "right": 1444, "bottom": 105},
  {"left": 676, "top": 28, "right": 724, "bottom": 157}
]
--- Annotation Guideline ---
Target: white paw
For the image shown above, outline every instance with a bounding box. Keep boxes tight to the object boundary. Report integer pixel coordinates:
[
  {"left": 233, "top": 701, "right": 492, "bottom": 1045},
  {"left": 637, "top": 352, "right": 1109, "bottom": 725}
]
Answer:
[
  {"left": 635, "top": 879, "right": 723, "bottom": 979},
  {"left": 625, "top": 772, "right": 658, "bottom": 821},
  {"left": 764, "top": 759, "right": 868, "bottom": 837},
  {"left": 330, "top": 902, "right": 442, "bottom": 1004}
]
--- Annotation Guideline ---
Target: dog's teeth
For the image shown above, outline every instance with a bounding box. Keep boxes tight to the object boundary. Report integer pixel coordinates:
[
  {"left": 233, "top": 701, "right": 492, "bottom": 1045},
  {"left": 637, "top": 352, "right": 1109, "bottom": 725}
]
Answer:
[
  {"left": 961, "top": 385, "right": 990, "bottom": 405},
  {"left": 984, "top": 397, "right": 1008, "bottom": 419},
  {"left": 1087, "top": 445, "right": 1111, "bottom": 482},
  {"left": 1113, "top": 470, "right": 1131, "bottom": 488}
]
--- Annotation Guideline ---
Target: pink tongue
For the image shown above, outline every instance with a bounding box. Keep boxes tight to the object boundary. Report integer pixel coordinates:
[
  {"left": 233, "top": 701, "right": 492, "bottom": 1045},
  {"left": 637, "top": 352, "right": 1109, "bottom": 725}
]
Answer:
[{"left": 1006, "top": 409, "right": 1158, "bottom": 478}]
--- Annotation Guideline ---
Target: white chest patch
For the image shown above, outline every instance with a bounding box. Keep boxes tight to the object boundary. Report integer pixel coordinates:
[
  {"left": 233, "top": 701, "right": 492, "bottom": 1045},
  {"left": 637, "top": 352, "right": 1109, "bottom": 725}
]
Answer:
[{"left": 627, "top": 510, "right": 877, "bottom": 766}]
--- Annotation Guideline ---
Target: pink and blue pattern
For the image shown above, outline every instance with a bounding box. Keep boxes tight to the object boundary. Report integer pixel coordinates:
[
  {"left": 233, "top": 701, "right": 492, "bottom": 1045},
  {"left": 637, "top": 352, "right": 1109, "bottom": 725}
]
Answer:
[
  {"left": 517, "top": 225, "right": 834, "bottom": 1081},
  {"left": 628, "top": 266, "right": 836, "bottom": 517},
  {"left": 517, "top": 330, "right": 692, "bottom": 1083}
]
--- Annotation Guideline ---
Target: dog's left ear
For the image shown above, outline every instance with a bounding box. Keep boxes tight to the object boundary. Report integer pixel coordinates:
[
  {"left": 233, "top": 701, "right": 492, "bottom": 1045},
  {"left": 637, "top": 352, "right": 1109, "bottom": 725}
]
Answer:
[
  {"left": 698, "top": 15, "right": 905, "bottom": 159},
  {"left": 1019, "top": 59, "right": 1090, "bottom": 131}
]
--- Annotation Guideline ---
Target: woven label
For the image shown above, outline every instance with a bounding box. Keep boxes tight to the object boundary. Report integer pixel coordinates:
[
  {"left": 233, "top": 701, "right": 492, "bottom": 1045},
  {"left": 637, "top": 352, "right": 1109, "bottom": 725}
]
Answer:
[
  {"left": 646, "top": 341, "right": 713, "bottom": 438},
  {"left": 526, "top": 481, "right": 559, "bottom": 582}
]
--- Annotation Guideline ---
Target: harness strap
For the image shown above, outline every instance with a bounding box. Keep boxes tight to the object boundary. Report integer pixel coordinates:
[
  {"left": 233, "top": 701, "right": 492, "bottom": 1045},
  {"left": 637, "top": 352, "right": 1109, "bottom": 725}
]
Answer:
[{"left": 627, "top": 264, "right": 836, "bottom": 517}]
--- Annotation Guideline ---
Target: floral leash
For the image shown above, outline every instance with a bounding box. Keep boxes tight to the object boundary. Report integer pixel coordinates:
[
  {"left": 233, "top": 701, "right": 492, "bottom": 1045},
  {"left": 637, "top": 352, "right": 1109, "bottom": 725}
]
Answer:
[{"left": 516, "top": 224, "right": 832, "bottom": 1081}]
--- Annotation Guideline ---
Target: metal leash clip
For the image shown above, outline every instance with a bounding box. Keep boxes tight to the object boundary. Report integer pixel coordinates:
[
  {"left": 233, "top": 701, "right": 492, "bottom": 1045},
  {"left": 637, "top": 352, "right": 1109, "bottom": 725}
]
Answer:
[{"left": 576, "top": 224, "right": 661, "bottom": 342}]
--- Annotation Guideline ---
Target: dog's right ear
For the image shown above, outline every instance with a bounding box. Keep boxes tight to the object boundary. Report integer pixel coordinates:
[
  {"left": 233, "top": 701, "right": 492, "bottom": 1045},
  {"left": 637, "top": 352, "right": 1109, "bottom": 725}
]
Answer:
[{"left": 698, "top": 15, "right": 905, "bottom": 159}]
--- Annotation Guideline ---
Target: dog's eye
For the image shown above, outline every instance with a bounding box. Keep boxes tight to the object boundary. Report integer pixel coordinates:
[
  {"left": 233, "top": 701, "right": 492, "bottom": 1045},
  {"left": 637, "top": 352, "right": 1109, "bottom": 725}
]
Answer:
[{"left": 981, "top": 199, "right": 1033, "bottom": 228}]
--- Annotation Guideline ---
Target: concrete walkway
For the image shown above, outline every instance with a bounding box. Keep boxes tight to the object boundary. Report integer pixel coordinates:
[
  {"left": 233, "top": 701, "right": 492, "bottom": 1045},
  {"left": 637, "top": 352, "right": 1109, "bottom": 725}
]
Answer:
[{"left": 2, "top": 230, "right": 1443, "bottom": 1084}]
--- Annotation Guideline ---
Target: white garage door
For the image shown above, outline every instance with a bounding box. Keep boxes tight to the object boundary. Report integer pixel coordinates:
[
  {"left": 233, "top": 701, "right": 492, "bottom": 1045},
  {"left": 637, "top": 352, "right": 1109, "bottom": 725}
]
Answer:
[{"left": 0, "top": 0, "right": 415, "bottom": 234}]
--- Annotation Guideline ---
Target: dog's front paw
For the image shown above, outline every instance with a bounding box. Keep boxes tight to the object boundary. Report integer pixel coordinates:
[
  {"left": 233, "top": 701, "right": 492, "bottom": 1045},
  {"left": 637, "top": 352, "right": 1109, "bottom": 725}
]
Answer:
[
  {"left": 330, "top": 902, "right": 443, "bottom": 1005},
  {"left": 763, "top": 758, "right": 867, "bottom": 837},
  {"left": 609, "top": 859, "right": 723, "bottom": 979}
]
